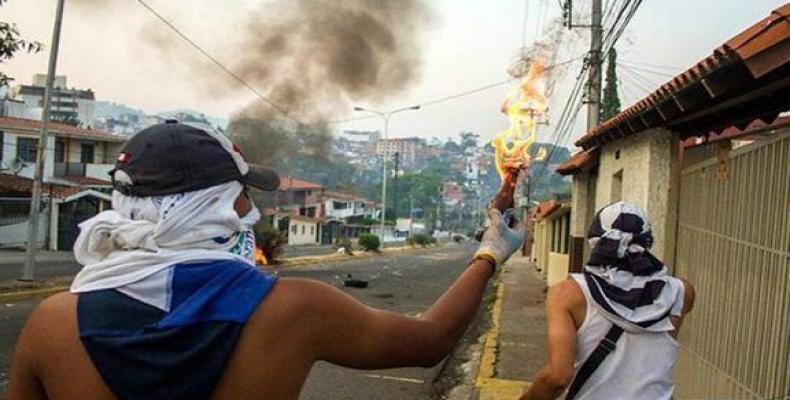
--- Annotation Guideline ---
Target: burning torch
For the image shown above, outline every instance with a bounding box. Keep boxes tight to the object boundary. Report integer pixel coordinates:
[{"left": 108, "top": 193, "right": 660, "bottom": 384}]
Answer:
[{"left": 476, "top": 58, "right": 549, "bottom": 245}]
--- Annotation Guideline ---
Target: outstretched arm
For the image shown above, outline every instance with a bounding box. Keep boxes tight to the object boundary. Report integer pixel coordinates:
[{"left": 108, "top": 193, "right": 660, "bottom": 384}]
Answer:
[
  {"left": 4, "top": 304, "right": 48, "bottom": 400},
  {"left": 293, "top": 256, "right": 497, "bottom": 369},
  {"left": 520, "top": 279, "right": 580, "bottom": 400}
]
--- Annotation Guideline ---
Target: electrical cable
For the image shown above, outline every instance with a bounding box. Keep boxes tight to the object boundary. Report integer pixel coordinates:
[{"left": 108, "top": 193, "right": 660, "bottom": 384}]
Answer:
[
  {"left": 618, "top": 61, "right": 676, "bottom": 78},
  {"left": 619, "top": 58, "right": 681, "bottom": 71},
  {"left": 327, "top": 57, "right": 583, "bottom": 125},
  {"left": 134, "top": 0, "right": 305, "bottom": 126}
]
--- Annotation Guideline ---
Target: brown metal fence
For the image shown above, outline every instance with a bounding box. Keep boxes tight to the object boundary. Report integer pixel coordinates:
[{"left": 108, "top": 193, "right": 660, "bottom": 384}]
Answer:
[{"left": 674, "top": 132, "right": 790, "bottom": 399}]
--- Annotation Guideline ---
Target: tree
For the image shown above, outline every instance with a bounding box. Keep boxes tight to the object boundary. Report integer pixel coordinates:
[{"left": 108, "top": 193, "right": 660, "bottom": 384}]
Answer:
[
  {"left": 459, "top": 132, "right": 478, "bottom": 150},
  {"left": 600, "top": 48, "right": 621, "bottom": 122},
  {"left": 1, "top": 1, "right": 42, "bottom": 86}
]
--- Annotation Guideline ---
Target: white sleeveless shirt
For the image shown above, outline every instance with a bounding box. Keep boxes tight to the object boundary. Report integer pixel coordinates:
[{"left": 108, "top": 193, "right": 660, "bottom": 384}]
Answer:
[{"left": 569, "top": 273, "right": 681, "bottom": 400}]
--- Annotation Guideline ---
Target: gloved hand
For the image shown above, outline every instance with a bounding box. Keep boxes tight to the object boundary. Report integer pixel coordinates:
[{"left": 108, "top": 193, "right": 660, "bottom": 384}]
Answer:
[{"left": 473, "top": 208, "right": 524, "bottom": 267}]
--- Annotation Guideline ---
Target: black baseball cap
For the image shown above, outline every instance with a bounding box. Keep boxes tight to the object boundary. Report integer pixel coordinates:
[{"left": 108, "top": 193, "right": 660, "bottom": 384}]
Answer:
[{"left": 110, "top": 120, "right": 280, "bottom": 196}]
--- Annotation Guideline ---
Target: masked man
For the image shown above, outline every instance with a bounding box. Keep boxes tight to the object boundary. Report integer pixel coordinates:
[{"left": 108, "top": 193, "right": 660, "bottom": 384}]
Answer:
[
  {"left": 521, "top": 202, "right": 695, "bottom": 400},
  {"left": 5, "top": 121, "right": 524, "bottom": 400}
]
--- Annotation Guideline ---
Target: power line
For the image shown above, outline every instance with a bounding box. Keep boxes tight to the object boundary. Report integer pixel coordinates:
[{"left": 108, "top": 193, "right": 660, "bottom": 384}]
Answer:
[
  {"left": 327, "top": 57, "right": 583, "bottom": 125},
  {"left": 619, "top": 58, "right": 681, "bottom": 71},
  {"left": 134, "top": 0, "right": 305, "bottom": 126},
  {"left": 618, "top": 61, "right": 676, "bottom": 78},
  {"left": 522, "top": 0, "right": 530, "bottom": 49}
]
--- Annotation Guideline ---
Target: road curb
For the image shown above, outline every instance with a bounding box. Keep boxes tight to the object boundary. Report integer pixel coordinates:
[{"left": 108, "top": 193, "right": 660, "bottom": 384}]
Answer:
[{"left": 474, "top": 269, "right": 530, "bottom": 399}]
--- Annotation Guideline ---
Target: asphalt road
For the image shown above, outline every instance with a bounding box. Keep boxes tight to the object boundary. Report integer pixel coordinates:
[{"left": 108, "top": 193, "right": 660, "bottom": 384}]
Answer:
[{"left": 0, "top": 242, "right": 484, "bottom": 399}]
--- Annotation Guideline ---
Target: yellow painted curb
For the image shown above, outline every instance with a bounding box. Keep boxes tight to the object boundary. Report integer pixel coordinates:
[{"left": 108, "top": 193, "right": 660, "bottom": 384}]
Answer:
[
  {"left": 0, "top": 286, "right": 68, "bottom": 302},
  {"left": 475, "top": 277, "right": 530, "bottom": 399}
]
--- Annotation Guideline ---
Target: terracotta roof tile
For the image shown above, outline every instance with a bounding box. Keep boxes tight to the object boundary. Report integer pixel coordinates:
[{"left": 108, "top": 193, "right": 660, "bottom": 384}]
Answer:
[
  {"left": 556, "top": 148, "right": 600, "bottom": 176},
  {"left": 0, "top": 174, "right": 92, "bottom": 199},
  {"left": 0, "top": 116, "right": 125, "bottom": 142},
  {"left": 575, "top": 5, "right": 790, "bottom": 150},
  {"left": 278, "top": 176, "right": 323, "bottom": 191}
]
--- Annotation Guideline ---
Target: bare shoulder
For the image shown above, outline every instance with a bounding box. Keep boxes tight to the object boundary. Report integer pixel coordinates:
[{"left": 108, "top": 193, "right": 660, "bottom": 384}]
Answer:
[
  {"left": 27, "top": 292, "right": 77, "bottom": 333},
  {"left": 547, "top": 278, "right": 585, "bottom": 308},
  {"left": 677, "top": 277, "right": 696, "bottom": 314},
  {"left": 547, "top": 278, "right": 586, "bottom": 328}
]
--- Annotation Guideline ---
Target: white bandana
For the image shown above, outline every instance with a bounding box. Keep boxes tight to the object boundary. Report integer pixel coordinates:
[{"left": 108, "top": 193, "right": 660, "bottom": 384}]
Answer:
[{"left": 71, "top": 181, "right": 260, "bottom": 304}]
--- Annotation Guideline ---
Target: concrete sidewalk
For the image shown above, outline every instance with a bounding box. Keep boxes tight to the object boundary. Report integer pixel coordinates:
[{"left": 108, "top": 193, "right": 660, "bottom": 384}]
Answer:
[
  {"left": 0, "top": 250, "right": 75, "bottom": 266},
  {"left": 466, "top": 254, "right": 549, "bottom": 400}
]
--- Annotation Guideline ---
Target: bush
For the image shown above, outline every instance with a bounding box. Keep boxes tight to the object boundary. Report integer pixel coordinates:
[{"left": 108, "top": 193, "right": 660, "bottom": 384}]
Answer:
[
  {"left": 452, "top": 235, "right": 465, "bottom": 243},
  {"left": 358, "top": 233, "right": 381, "bottom": 252},
  {"left": 429, "top": 236, "right": 438, "bottom": 245},
  {"left": 405, "top": 236, "right": 415, "bottom": 246},
  {"left": 254, "top": 223, "right": 287, "bottom": 264},
  {"left": 409, "top": 233, "right": 431, "bottom": 247}
]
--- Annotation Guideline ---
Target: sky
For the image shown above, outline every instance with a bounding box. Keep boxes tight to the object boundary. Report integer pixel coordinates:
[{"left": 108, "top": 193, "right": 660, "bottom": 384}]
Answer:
[{"left": 2, "top": 0, "right": 784, "bottom": 148}]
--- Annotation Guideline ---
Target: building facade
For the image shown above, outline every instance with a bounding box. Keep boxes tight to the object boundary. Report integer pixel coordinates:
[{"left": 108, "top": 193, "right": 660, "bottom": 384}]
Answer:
[{"left": 10, "top": 75, "right": 96, "bottom": 126}]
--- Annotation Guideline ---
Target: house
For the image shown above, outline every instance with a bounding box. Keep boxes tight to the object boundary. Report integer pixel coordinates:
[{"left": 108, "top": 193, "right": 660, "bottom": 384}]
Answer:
[
  {"left": 286, "top": 215, "right": 322, "bottom": 246},
  {"left": 270, "top": 177, "right": 375, "bottom": 245},
  {"left": 322, "top": 190, "right": 376, "bottom": 222},
  {"left": 555, "top": 6, "right": 789, "bottom": 398},
  {"left": 0, "top": 116, "right": 124, "bottom": 250},
  {"left": 530, "top": 200, "right": 571, "bottom": 287}
]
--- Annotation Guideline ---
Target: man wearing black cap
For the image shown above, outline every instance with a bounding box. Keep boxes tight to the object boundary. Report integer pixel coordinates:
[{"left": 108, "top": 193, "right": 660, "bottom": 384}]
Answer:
[{"left": 5, "top": 121, "right": 525, "bottom": 400}]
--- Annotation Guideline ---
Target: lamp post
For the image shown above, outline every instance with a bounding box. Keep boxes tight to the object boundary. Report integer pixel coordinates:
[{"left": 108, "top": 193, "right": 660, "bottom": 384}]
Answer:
[{"left": 353, "top": 105, "right": 420, "bottom": 243}]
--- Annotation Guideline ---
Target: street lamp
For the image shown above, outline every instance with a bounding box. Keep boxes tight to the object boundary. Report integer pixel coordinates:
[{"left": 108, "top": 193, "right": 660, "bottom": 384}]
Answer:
[{"left": 353, "top": 105, "right": 420, "bottom": 243}]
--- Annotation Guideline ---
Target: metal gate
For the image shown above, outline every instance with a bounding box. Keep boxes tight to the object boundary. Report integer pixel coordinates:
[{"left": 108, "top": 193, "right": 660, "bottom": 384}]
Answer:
[{"left": 674, "top": 133, "right": 790, "bottom": 399}]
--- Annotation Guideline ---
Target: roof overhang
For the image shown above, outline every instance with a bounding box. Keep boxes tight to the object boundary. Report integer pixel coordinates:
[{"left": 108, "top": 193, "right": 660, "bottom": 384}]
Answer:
[
  {"left": 556, "top": 147, "right": 600, "bottom": 176},
  {"left": 574, "top": 4, "right": 790, "bottom": 150}
]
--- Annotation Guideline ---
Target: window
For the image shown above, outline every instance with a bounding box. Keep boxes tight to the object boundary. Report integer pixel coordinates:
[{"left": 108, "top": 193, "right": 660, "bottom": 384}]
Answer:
[
  {"left": 310, "top": 226, "right": 314, "bottom": 235},
  {"left": 301, "top": 225, "right": 305, "bottom": 235},
  {"left": 55, "top": 139, "right": 66, "bottom": 163},
  {"left": 0, "top": 131, "right": 4, "bottom": 162},
  {"left": 17, "top": 137, "right": 38, "bottom": 162},
  {"left": 611, "top": 169, "right": 623, "bottom": 202},
  {"left": 81, "top": 143, "right": 95, "bottom": 163},
  {"left": 291, "top": 224, "right": 297, "bottom": 234}
]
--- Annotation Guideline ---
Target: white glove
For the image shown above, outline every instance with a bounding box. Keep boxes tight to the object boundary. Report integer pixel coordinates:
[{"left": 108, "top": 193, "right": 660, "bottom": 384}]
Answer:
[{"left": 473, "top": 208, "right": 524, "bottom": 267}]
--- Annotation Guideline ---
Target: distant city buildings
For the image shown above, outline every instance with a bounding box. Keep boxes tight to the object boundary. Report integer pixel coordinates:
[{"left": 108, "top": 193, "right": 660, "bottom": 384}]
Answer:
[
  {"left": 10, "top": 74, "right": 96, "bottom": 125},
  {"left": 376, "top": 137, "right": 421, "bottom": 167}
]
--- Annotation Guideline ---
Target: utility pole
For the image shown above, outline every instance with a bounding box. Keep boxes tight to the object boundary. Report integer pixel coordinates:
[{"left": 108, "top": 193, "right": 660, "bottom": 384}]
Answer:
[
  {"left": 587, "top": 0, "right": 604, "bottom": 131},
  {"left": 353, "top": 106, "right": 420, "bottom": 243},
  {"left": 22, "top": 0, "right": 66, "bottom": 281},
  {"left": 393, "top": 151, "right": 400, "bottom": 217},
  {"left": 562, "top": 0, "right": 604, "bottom": 131}
]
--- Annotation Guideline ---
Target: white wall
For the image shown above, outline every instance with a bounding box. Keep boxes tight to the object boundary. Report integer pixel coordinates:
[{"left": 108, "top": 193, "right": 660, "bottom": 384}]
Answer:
[
  {"left": 288, "top": 219, "right": 320, "bottom": 245},
  {"left": 0, "top": 214, "right": 46, "bottom": 249},
  {"left": 595, "top": 128, "right": 679, "bottom": 262},
  {"left": 85, "top": 163, "right": 114, "bottom": 181}
]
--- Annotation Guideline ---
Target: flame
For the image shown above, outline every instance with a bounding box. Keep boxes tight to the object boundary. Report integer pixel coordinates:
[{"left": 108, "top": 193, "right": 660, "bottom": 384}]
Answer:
[
  {"left": 491, "top": 59, "right": 549, "bottom": 178},
  {"left": 255, "top": 248, "right": 268, "bottom": 265}
]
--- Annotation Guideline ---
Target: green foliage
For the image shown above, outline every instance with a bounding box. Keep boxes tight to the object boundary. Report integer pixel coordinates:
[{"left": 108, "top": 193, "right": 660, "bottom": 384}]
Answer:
[
  {"left": 408, "top": 233, "right": 431, "bottom": 247},
  {"left": 429, "top": 236, "right": 437, "bottom": 245},
  {"left": 358, "top": 233, "right": 380, "bottom": 252},
  {"left": 601, "top": 48, "right": 622, "bottom": 122},
  {"left": 253, "top": 223, "right": 287, "bottom": 263},
  {"left": 0, "top": 2, "right": 43, "bottom": 86}
]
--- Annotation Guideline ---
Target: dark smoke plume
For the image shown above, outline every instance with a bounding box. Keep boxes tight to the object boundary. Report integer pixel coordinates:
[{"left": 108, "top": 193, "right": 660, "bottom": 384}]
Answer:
[
  {"left": 71, "top": 0, "right": 433, "bottom": 169},
  {"left": 225, "top": 0, "right": 433, "bottom": 165}
]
